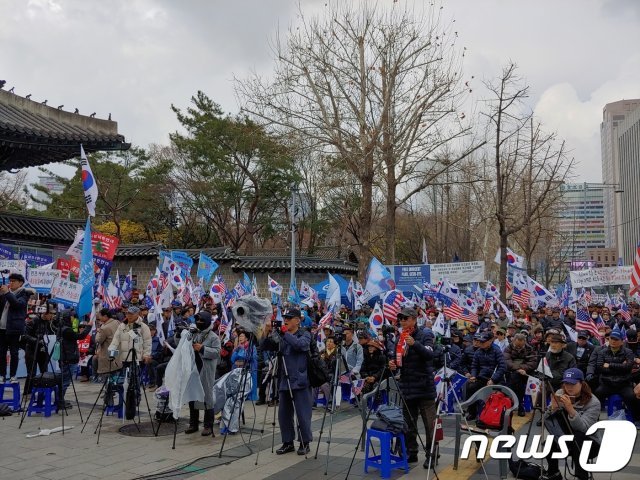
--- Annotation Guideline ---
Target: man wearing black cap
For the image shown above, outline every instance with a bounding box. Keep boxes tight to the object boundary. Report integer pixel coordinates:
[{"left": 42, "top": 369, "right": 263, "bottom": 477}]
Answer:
[
  {"left": 0, "top": 272, "right": 32, "bottom": 382},
  {"left": 388, "top": 307, "right": 437, "bottom": 467},
  {"left": 263, "top": 308, "right": 313, "bottom": 456},
  {"left": 573, "top": 330, "right": 595, "bottom": 376},
  {"left": 466, "top": 331, "right": 507, "bottom": 420}
]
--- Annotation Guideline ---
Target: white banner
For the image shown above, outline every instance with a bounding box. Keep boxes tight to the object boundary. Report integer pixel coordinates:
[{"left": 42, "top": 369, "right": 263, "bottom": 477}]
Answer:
[
  {"left": 50, "top": 276, "right": 83, "bottom": 307},
  {"left": 28, "top": 269, "right": 62, "bottom": 294},
  {"left": 569, "top": 266, "right": 633, "bottom": 289},
  {"left": 0, "top": 259, "right": 27, "bottom": 279},
  {"left": 429, "top": 261, "right": 486, "bottom": 284}
]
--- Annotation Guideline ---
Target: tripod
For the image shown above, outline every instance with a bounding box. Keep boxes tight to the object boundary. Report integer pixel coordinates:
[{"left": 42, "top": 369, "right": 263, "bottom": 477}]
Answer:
[
  {"left": 515, "top": 372, "right": 553, "bottom": 479},
  {"left": 218, "top": 334, "right": 257, "bottom": 458},
  {"left": 82, "top": 344, "right": 154, "bottom": 445},
  {"left": 313, "top": 341, "right": 352, "bottom": 475},
  {"left": 254, "top": 355, "right": 279, "bottom": 466}
]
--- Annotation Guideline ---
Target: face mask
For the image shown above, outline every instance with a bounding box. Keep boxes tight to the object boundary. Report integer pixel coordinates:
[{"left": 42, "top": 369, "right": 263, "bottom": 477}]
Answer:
[{"left": 591, "top": 314, "right": 598, "bottom": 319}]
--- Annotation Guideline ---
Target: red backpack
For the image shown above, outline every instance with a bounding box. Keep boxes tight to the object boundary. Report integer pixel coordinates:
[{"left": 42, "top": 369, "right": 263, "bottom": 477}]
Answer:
[{"left": 476, "top": 391, "right": 513, "bottom": 430}]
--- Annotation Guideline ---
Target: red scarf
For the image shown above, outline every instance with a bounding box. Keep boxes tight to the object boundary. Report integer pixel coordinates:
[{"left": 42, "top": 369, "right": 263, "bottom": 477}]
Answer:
[{"left": 395, "top": 326, "right": 414, "bottom": 367}]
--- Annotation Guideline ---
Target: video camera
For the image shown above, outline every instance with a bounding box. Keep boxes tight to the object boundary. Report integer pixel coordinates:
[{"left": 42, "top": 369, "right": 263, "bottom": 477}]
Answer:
[{"left": 333, "top": 325, "right": 345, "bottom": 345}]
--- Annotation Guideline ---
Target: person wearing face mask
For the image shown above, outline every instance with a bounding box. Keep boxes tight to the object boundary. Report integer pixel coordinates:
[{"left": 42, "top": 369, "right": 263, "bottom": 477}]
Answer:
[
  {"left": 572, "top": 330, "right": 595, "bottom": 376},
  {"left": 185, "top": 310, "right": 221, "bottom": 436}
]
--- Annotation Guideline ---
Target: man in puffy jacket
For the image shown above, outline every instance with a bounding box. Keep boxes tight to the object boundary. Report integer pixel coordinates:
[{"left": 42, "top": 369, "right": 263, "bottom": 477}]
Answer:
[
  {"left": 504, "top": 333, "right": 537, "bottom": 416},
  {"left": 587, "top": 327, "right": 640, "bottom": 420},
  {"left": 0, "top": 273, "right": 33, "bottom": 382},
  {"left": 465, "top": 331, "right": 507, "bottom": 419},
  {"left": 388, "top": 308, "right": 436, "bottom": 468},
  {"left": 262, "top": 308, "right": 313, "bottom": 456},
  {"left": 545, "top": 333, "right": 576, "bottom": 391}
]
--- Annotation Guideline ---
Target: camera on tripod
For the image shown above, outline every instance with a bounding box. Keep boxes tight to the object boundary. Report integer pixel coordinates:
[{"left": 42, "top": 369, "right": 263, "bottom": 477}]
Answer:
[{"left": 333, "top": 325, "right": 345, "bottom": 345}]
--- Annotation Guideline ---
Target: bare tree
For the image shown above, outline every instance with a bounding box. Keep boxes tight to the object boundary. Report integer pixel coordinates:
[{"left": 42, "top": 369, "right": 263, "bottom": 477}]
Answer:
[
  {"left": 237, "top": 3, "right": 481, "bottom": 275},
  {"left": 1, "top": 170, "right": 28, "bottom": 211},
  {"left": 484, "top": 64, "right": 574, "bottom": 299}
]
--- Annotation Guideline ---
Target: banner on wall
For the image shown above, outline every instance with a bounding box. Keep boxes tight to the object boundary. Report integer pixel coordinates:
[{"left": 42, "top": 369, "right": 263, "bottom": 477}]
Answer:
[
  {"left": 387, "top": 261, "right": 486, "bottom": 291},
  {"left": 569, "top": 266, "right": 633, "bottom": 289}
]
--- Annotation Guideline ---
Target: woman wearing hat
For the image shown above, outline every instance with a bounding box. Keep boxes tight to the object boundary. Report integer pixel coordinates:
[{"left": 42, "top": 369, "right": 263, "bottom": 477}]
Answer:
[{"left": 543, "top": 368, "right": 602, "bottom": 480}]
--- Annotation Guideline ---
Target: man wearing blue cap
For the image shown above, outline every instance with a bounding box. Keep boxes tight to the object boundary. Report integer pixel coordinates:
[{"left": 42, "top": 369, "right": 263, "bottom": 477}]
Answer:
[{"left": 587, "top": 325, "right": 640, "bottom": 421}]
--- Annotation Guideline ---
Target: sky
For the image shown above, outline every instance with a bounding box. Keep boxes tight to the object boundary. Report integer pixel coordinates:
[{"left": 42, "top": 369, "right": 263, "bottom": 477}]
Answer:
[{"left": 2, "top": 0, "right": 639, "bottom": 187}]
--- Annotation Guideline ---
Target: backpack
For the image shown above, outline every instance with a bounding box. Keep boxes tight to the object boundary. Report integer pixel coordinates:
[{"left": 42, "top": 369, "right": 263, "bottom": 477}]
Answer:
[
  {"left": 476, "top": 391, "right": 513, "bottom": 430},
  {"left": 370, "top": 404, "right": 408, "bottom": 434},
  {"left": 508, "top": 458, "right": 542, "bottom": 480},
  {"left": 307, "top": 339, "right": 330, "bottom": 388}
]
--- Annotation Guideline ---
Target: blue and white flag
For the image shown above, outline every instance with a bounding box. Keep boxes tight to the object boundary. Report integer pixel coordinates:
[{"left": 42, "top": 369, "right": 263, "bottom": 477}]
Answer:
[
  {"left": 77, "top": 218, "right": 94, "bottom": 318},
  {"left": 80, "top": 145, "right": 98, "bottom": 217},
  {"left": 362, "top": 257, "right": 395, "bottom": 301},
  {"left": 326, "top": 273, "right": 342, "bottom": 313},
  {"left": 196, "top": 252, "right": 219, "bottom": 283}
]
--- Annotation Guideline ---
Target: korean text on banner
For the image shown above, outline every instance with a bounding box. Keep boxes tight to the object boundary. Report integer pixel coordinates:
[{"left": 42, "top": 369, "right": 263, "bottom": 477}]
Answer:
[
  {"left": 28, "top": 269, "right": 62, "bottom": 294},
  {"left": 0, "top": 259, "right": 27, "bottom": 278},
  {"left": 569, "top": 266, "right": 633, "bottom": 289},
  {"left": 50, "top": 276, "right": 83, "bottom": 307}
]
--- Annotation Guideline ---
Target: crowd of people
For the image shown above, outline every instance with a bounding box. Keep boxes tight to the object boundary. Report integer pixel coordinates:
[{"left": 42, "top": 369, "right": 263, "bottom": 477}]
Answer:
[{"left": 2, "top": 272, "right": 640, "bottom": 477}]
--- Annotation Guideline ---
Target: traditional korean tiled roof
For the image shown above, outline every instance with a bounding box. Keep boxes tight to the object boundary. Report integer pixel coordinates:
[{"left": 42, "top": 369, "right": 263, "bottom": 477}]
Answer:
[
  {"left": 114, "top": 243, "right": 236, "bottom": 260},
  {"left": 0, "top": 212, "right": 83, "bottom": 244},
  {"left": 0, "top": 89, "right": 130, "bottom": 171},
  {"left": 231, "top": 256, "right": 358, "bottom": 273}
]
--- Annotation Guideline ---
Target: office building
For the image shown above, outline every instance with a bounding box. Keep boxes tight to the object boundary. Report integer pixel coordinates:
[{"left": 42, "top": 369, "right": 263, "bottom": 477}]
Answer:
[
  {"left": 558, "top": 183, "right": 606, "bottom": 265},
  {"left": 617, "top": 106, "right": 640, "bottom": 264},
  {"left": 600, "top": 99, "right": 640, "bottom": 253}
]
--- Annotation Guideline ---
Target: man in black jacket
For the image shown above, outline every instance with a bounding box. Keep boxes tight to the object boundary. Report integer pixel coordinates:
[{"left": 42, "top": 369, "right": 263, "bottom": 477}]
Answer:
[
  {"left": 0, "top": 273, "right": 32, "bottom": 382},
  {"left": 388, "top": 308, "right": 436, "bottom": 468},
  {"left": 504, "top": 333, "right": 537, "bottom": 416},
  {"left": 572, "top": 330, "right": 595, "bottom": 376},
  {"left": 57, "top": 310, "right": 92, "bottom": 408},
  {"left": 588, "top": 327, "right": 640, "bottom": 420},
  {"left": 22, "top": 303, "right": 57, "bottom": 395}
]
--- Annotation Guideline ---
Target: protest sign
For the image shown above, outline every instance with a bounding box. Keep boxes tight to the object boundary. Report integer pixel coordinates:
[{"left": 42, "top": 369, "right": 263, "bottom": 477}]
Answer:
[
  {"left": 0, "top": 259, "right": 27, "bottom": 278},
  {"left": 50, "top": 276, "right": 83, "bottom": 307},
  {"left": 28, "top": 268, "right": 62, "bottom": 294},
  {"left": 569, "top": 266, "right": 633, "bottom": 288}
]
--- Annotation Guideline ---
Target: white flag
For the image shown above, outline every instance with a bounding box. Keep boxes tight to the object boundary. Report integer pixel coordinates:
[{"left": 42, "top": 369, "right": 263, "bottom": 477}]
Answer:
[
  {"left": 80, "top": 145, "right": 98, "bottom": 217},
  {"left": 563, "top": 323, "right": 578, "bottom": 343},
  {"left": 432, "top": 313, "right": 447, "bottom": 336},
  {"left": 536, "top": 357, "right": 553, "bottom": 378},
  {"left": 525, "top": 375, "right": 541, "bottom": 396},
  {"left": 422, "top": 238, "right": 429, "bottom": 265}
]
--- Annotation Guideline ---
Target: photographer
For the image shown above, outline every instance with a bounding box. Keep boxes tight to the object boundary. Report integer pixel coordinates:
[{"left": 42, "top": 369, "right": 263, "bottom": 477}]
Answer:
[
  {"left": 108, "top": 306, "right": 152, "bottom": 367},
  {"left": 94, "top": 308, "right": 122, "bottom": 378},
  {"left": 262, "top": 308, "right": 313, "bottom": 456},
  {"left": 22, "top": 303, "right": 57, "bottom": 395},
  {"left": 186, "top": 311, "right": 221, "bottom": 436},
  {"left": 0, "top": 272, "right": 33, "bottom": 382},
  {"left": 57, "top": 310, "right": 93, "bottom": 408},
  {"left": 543, "top": 368, "right": 602, "bottom": 480},
  {"left": 388, "top": 308, "right": 437, "bottom": 467}
]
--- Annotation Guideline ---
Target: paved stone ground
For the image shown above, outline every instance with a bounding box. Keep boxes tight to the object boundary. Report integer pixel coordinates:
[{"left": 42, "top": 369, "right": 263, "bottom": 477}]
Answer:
[{"left": 1, "top": 379, "right": 638, "bottom": 479}]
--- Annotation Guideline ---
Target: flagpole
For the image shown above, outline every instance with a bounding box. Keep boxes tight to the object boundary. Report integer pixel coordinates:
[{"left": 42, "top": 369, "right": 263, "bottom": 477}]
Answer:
[{"left": 290, "top": 183, "right": 298, "bottom": 288}]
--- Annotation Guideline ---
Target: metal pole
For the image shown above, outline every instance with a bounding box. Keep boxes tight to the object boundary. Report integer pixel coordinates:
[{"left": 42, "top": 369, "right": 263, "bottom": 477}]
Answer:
[
  {"left": 583, "top": 181, "right": 587, "bottom": 263},
  {"left": 290, "top": 184, "right": 298, "bottom": 288}
]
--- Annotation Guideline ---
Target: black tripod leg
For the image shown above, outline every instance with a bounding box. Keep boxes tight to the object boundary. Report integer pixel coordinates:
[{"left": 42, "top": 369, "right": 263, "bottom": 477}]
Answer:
[
  {"left": 81, "top": 375, "right": 109, "bottom": 433},
  {"left": 67, "top": 369, "right": 83, "bottom": 423}
]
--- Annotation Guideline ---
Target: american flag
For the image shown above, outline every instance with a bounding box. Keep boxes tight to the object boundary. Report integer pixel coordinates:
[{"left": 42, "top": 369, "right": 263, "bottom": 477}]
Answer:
[
  {"left": 443, "top": 302, "right": 463, "bottom": 320},
  {"left": 318, "top": 311, "right": 333, "bottom": 328},
  {"left": 618, "top": 302, "right": 631, "bottom": 321},
  {"left": 584, "top": 288, "right": 593, "bottom": 305},
  {"left": 512, "top": 287, "right": 530, "bottom": 308},
  {"left": 461, "top": 308, "right": 479, "bottom": 325},
  {"left": 576, "top": 308, "right": 601, "bottom": 339},
  {"left": 339, "top": 374, "right": 351, "bottom": 384},
  {"left": 383, "top": 290, "right": 404, "bottom": 323},
  {"left": 233, "top": 281, "right": 247, "bottom": 298},
  {"left": 631, "top": 243, "right": 640, "bottom": 296}
]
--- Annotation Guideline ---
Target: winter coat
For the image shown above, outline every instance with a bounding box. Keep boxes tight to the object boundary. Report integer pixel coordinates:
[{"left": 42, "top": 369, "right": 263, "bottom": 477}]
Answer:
[
  {"left": 108, "top": 317, "right": 152, "bottom": 364},
  {"left": 573, "top": 341, "right": 595, "bottom": 375},
  {"left": 545, "top": 349, "right": 577, "bottom": 390},
  {"left": 396, "top": 328, "right": 436, "bottom": 400},
  {"left": 542, "top": 316, "right": 564, "bottom": 331},
  {"left": 471, "top": 344, "right": 507, "bottom": 383},
  {"left": 341, "top": 340, "right": 364, "bottom": 376},
  {"left": 503, "top": 343, "right": 537, "bottom": 374},
  {"left": 361, "top": 347, "right": 386, "bottom": 382},
  {"left": 589, "top": 345, "right": 635, "bottom": 386},
  {"left": 459, "top": 345, "right": 476, "bottom": 375},
  {"left": 192, "top": 327, "right": 221, "bottom": 410},
  {"left": 0, "top": 287, "right": 32, "bottom": 334},
  {"left": 95, "top": 318, "right": 122, "bottom": 373},
  {"left": 59, "top": 322, "right": 92, "bottom": 365},
  {"left": 263, "top": 329, "right": 311, "bottom": 391},
  {"left": 22, "top": 316, "right": 56, "bottom": 356}
]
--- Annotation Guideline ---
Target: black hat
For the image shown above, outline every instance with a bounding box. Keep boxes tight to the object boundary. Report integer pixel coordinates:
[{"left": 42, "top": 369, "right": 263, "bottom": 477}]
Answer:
[
  {"left": 195, "top": 311, "right": 213, "bottom": 330},
  {"left": 478, "top": 331, "right": 494, "bottom": 342},
  {"left": 342, "top": 323, "right": 354, "bottom": 331},
  {"left": 398, "top": 307, "right": 418, "bottom": 318},
  {"left": 577, "top": 330, "right": 589, "bottom": 339},
  {"left": 282, "top": 308, "right": 301, "bottom": 319},
  {"left": 8, "top": 273, "right": 25, "bottom": 283},
  {"left": 356, "top": 330, "right": 369, "bottom": 340}
]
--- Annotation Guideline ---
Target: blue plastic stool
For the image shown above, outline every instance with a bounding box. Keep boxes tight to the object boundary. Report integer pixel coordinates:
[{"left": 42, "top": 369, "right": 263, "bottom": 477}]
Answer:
[
  {"left": 607, "top": 394, "right": 634, "bottom": 421},
  {"left": 0, "top": 382, "right": 21, "bottom": 412},
  {"left": 367, "top": 391, "right": 389, "bottom": 411},
  {"left": 105, "top": 385, "right": 125, "bottom": 418},
  {"left": 27, "top": 386, "right": 59, "bottom": 417},
  {"left": 364, "top": 428, "right": 409, "bottom": 478},
  {"left": 315, "top": 391, "right": 327, "bottom": 407},
  {"left": 523, "top": 395, "right": 532, "bottom": 412}
]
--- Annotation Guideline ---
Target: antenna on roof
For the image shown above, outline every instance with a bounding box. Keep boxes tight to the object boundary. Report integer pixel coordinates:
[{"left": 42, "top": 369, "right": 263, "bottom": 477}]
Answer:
[
  {"left": 90, "top": 112, "right": 96, "bottom": 118},
  {"left": 57, "top": 105, "right": 64, "bottom": 110}
]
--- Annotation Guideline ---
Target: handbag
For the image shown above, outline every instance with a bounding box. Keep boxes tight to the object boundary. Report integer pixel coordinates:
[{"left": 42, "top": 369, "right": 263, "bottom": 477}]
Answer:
[
  {"left": 33, "top": 371, "right": 62, "bottom": 388},
  {"left": 307, "top": 340, "right": 329, "bottom": 388}
]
